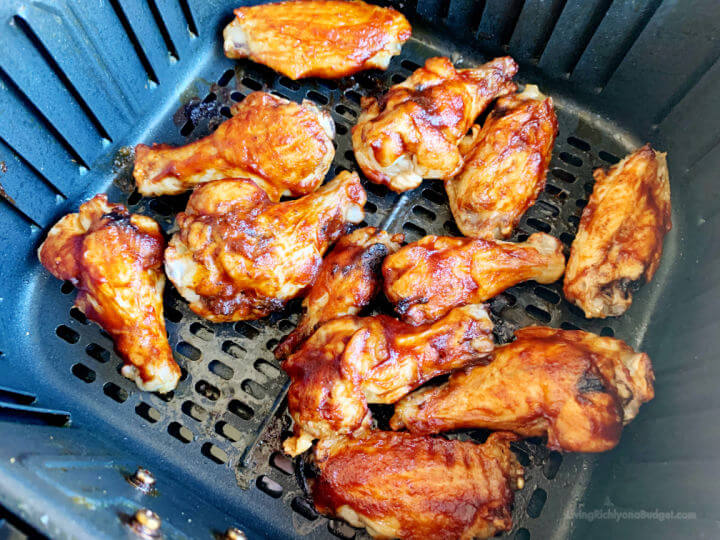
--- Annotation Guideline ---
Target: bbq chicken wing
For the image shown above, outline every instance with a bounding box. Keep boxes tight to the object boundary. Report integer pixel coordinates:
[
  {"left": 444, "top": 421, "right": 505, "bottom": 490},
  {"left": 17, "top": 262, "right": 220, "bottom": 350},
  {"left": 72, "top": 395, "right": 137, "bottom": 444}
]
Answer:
[
  {"left": 564, "top": 144, "right": 672, "bottom": 318},
  {"left": 282, "top": 304, "right": 494, "bottom": 456},
  {"left": 133, "top": 92, "right": 334, "bottom": 200},
  {"left": 164, "top": 172, "right": 365, "bottom": 323},
  {"left": 446, "top": 85, "right": 558, "bottom": 239},
  {"left": 383, "top": 232, "right": 565, "bottom": 325},
  {"left": 38, "top": 195, "right": 180, "bottom": 393},
  {"left": 223, "top": 0, "right": 411, "bottom": 80},
  {"left": 391, "top": 327, "right": 655, "bottom": 452},
  {"left": 352, "top": 56, "right": 518, "bottom": 192},
  {"left": 310, "top": 431, "right": 523, "bottom": 540},
  {"left": 275, "top": 227, "right": 403, "bottom": 360}
]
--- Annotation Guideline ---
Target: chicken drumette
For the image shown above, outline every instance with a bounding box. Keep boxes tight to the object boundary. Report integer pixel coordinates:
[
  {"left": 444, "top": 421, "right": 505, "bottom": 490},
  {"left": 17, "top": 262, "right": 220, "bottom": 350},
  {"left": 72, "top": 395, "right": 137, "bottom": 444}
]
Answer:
[
  {"left": 352, "top": 56, "right": 518, "bottom": 192},
  {"left": 383, "top": 232, "right": 566, "bottom": 325},
  {"left": 446, "top": 84, "right": 558, "bottom": 239},
  {"left": 283, "top": 304, "right": 495, "bottom": 456},
  {"left": 38, "top": 195, "right": 180, "bottom": 393},
  {"left": 275, "top": 227, "right": 403, "bottom": 360},
  {"left": 391, "top": 327, "right": 655, "bottom": 452},
  {"left": 164, "top": 172, "right": 366, "bottom": 322},
  {"left": 564, "top": 144, "right": 672, "bottom": 318},
  {"left": 310, "top": 431, "right": 523, "bottom": 540},
  {"left": 223, "top": 0, "right": 411, "bottom": 79},
  {"left": 133, "top": 92, "right": 335, "bottom": 200}
]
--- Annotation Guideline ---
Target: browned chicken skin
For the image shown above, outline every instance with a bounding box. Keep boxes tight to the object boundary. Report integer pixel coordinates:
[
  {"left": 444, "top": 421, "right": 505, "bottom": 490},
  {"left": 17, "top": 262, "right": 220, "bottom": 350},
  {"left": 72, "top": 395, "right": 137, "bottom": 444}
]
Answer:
[
  {"left": 564, "top": 144, "right": 672, "bottom": 318},
  {"left": 274, "top": 227, "right": 404, "bottom": 360},
  {"left": 282, "top": 304, "right": 495, "bottom": 456},
  {"left": 311, "top": 431, "right": 523, "bottom": 540},
  {"left": 38, "top": 195, "right": 180, "bottom": 393},
  {"left": 391, "top": 327, "right": 655, "bottom": 452},
  {"left": 352, "top": 56, "right": 518, "bottom": 192},
  {"left": 133, "top": 92, "right": 335, "bottom": 200},
  {"left": 383, "top": 232, "right": 566, "bottom": 325},
  {"left": 446, "top": 85, "right": 558, "bottom": 239},
  {"left": 164, "top": 172, "right": 366, "bottom": 323},
  {"left": 223, "top": 0, "right": 411, "bottom": 79}
]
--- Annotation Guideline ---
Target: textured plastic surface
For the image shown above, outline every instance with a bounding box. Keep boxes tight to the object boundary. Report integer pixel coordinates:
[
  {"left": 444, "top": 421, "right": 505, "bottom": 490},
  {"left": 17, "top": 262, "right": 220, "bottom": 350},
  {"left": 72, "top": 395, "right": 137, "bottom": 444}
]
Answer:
[{"left": 0, "top": 1, "right": 717, "bottom": 539}]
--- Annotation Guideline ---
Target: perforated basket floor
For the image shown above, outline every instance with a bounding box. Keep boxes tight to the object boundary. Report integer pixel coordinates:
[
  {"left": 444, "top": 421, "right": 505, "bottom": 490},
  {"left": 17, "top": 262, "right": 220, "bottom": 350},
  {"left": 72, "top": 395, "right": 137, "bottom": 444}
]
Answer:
[{"left": 0, "top": 3, "right": 680, "bottom": 540}]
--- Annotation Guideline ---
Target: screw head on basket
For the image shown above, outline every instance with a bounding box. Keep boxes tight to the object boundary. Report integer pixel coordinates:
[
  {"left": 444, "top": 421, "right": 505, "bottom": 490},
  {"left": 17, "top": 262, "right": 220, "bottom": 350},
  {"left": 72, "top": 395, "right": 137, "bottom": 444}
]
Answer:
[
  {"left": 129, "top": 508, "right": 162, "bottom": 538},
  {"left": 128, "top": 467, "right": 156, "bottom": 493},
  {"left": 224, "top": 527, "right": 247, "bottom": 540}
]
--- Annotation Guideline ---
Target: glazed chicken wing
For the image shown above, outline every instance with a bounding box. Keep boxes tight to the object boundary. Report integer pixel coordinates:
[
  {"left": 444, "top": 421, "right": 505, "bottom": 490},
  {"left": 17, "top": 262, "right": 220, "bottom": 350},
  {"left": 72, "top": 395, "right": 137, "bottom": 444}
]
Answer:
[
  {"left": 283, "top": 304, "right": 494, "bottom": 456},
  {"left": 446, "top": 85, "right": 558, "bottom": 239},
  {"left": 274, "top": 227, "right": 403, "bottom": 360},
  {"left": 38, "top": 195, "right": 180, "bottom": 393},
  {"left": 310, "top": 431, "right": 523, "bottom": 540},
  {"left": 352, "top": 56, "right": 518, "bottom": 192},
  {"left": 133, "top": 92, "right": 334, "bottom": 200},
  {"left": 564, "top": 144, "right": 672, "bottom": 318},
  {"left": 164, "top": 172, "right": 365, "bottom": 322},
  {"left": 223, "top": 0, "right": 411, "bottom": 80},
  {"left": 391, "top": 327, "right": 655, "bottom": 452},
  {"left": 383, "top": 232, "right": 565, "bottom": 325}
]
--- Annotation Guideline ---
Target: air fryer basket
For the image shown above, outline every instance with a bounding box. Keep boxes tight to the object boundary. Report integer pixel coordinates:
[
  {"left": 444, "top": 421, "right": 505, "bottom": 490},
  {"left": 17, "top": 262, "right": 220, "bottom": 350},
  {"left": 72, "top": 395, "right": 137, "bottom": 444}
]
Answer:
[{"left": 0, "top": 1, "right": 717, "bottom": 539}]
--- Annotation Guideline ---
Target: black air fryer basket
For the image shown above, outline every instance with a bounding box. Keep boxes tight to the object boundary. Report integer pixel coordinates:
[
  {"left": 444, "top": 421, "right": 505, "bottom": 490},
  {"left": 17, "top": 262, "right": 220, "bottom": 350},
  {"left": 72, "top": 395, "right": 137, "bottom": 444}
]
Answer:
[{"left": 0, "top": 0, "right": 717, "bottom": 538}]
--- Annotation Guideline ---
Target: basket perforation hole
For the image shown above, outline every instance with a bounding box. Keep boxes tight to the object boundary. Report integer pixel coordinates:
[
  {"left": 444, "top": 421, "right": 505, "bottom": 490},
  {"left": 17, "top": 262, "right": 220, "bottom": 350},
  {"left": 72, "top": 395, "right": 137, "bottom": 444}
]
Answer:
[
  {"left": 235, "top": 323, "right": 260, "bottom": 339},
  {"left": 223, "top": 340, "right": 247, "bottom": 358},
  {"left": 127, "top": 190, "right": 142, "bottom": 206},
  {"left": 256, "top": 475, "right": 283, "bottom": 498},
  {"left": 576, "top": 199, "right": 588, "bottom": 210},
  {"left": 216, "top": 421, "right": 242, "bottom": 442},
  {"left": 544, "top": 183, "right": 568, "bottom": 200},
  {"left": 534, "top": 200, "right": 560, "bottom": 217},
  {"left": 421, "top": 188, "right": 446, "bottom": 205},
  {"left": 61, "top": 280, "right": 74, "bottom": 294},
  {"left": 149, "top": 198, "right": 172, "bottom": 216},
  {"left": 307, "top": 90, "right": 329, "bottom": 105},
  {"left": 560, "top": 321, "right": 581, "bottom": 331},
  {"left": 155, "top": 390, "right": 174, "bottom": 402},
  {"left": 218, "top": 69, "right": 234, "bottom": 86},
  {"left": 168, "top": 421, "right": 194, "bottom": 443},
  {"left": 279, "top": 76, "right": 300, "bottom": 91},
  {"left": 231, "top": 91, "right": 245, "bottom": 101},
  {"left": 241, "top": 77, "right": 262, "bottom": 91},
  {"left": 242, "top": 379, "right": 266, "bottom": 400},
  {"left": 292, "top": 496, "right": 319, "bottom": 521},
  {"left": 345, "top": 90, "right": 362, "bottom": 104},
  {"left": 220, "top": 106, "right": 232, "bottom": 118},
  {"left": 56, "top": 325, "right": 79, "bottom": 344},
  {"left": 177, "top": 341, "right": 201, "bottom": 361},
  {"left": 559, "top": 232, "right": 575, "bottom": 246},
  {"left": 335, "top": 122, "right": 348, "bottom": 135},
  {"left": 69, "top": 307, "right": 88, "bottom": 324},
  {"left": 182, "top": 400, "right": 208, "bottom": 422},
  {"left": 543, "top": 451, "right": 563, "bottom": 479},
  {"left": 277, "top": 320, "right": 294, "bottom": 332},
  {"left": 195, "top": 380, "right": 221, "bottom": 401},
  {"left": 401, "top": 59, "right": 421, "bottom": 71},
  {"left": 328, "top": 519, "right": 356, "bottom": 539},
  {"left": 103, "top": 382, "right": 128, "bottom": 403},
  {"left": 443, "top": 219, "right": 461, "bottom": 235},
  {"left": 526, "top": 218, "right": 551, "bottom": 233},
  {"left": 412, "top": 205, "right": 436, "bottom": 222},
  {"left": 391, "top": 73, "right": 405, "bottom": 84},
  {"left": 270, "top": 452, "right": 294, "bottom": 475},
  {"left": 165, "top": 305, "right": 183, "bottom": 323},
  {"left": 551, "top": 168, "right": 576, "bottom": 183},
  {"left": 601, "top": 326, "right": 615, "bottom": 337},
  {"left": 202, "top": 442, "right": 228, "bottom": 464},
  {"left": 72, "top": 363, "right": 95, "bottom": 383},
  {"left": 344, "top": 150, "right": 356, "bottom": 162},
  {"left": 599, "top": 150, "right": 620, "bottom": 164},
  {"left": 208, "top": 359, "right": 234, "bottom": 381},
  {"left": 567, "top": 303, "right": 585, "bottom": 318},
  {"left": 515, "top": 528, "right": 530, "bottom": 540},
  {"left": 525, "top": 305, "right": 551, "bottom": 323},
  {"left": 583, "top": 181, "right": 595, "bottom": 196},
  {"left": 559, "top": 152, "right": 583, "bottom": 167},
  {"left": 319, "top": 79, "right": 339, "bottom": 90},
  {"left": 567, "top": 136, "right": 590, "bottom": 152},
  {"left": 402, "top": 222, "right": 426, "bottom": 241},
  {"left": 86, "top": 342, "right": 110, "bottom": 363},
  {"left": 534, "top": 286, "right": 560, "bottom": 304},
  {"left": 228, "top": 399, "right": 254, "bottom": 421},
  {"left": 365, "top": 182, "right": 389, "bottom": 198},
  {"left": 189, "top": 322, "right": 214, "bottom": 341},
  {"left": 180, "top": 120, "right": 194, "bottom": 136},
  {"left": 135, "top": 402, "right": 161, "bottom": 423},
  {"left": 567, "top": 215, "right": 580, "bottom": 228},
  {"left": 335, "top": 104, "right": 357, "bottom": 118},
  {"left": 266, "top": 338, "right": 279, "bottom": 351},
  {"left": 526, "top": 487, "right": 547, "bottom": 518},
  {"left": 255, "top": 359, "right": 281, "bottom": 379}
]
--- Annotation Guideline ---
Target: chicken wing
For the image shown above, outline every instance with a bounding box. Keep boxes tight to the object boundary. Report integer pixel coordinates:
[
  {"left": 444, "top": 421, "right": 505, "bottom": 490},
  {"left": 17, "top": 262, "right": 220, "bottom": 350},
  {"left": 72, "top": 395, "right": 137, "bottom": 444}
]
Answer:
[
  {"left": 275, "top": 227, "right": 403, "bottom": 360},
  {"left": 164, "top": 172, "right": 366, "bottom": 323},
  {"left": 564, "top": 144, "right": 672, "bottom": 318},
  {"left": 310, "top": 431, "right": 523, "bottom": 540},
  {"left": 38, "top": 195, "right": 180, "bottom": 393},
  {"left": 352, "top": 56, "right": 518, "bottom": 192},
  {"left": 133, "top": 92, "right": 335, "bottom": 200},
  {"left": 282, "top": 304, "right": 494, "bottom": 456},
  {"left": 391, "top": 327, "right": 654, "bottom": 452},
  {"left": 446, "top": 85, "right": 557, "bottom": 239},
  {"left": 383, "top": 232, "right": 565, "bottom": 325},
  {"left": 223, "top": 0, "right": 411, "bottom": 80}
]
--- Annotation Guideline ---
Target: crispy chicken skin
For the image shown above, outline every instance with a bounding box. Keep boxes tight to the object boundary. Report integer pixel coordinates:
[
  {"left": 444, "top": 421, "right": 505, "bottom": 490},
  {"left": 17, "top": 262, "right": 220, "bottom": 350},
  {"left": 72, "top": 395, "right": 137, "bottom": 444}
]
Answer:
[
  {"left": 223, "top": 0, "right": 411, "bottom": 80},
  {"left": 282, "top": 304, "right": 495, "bottom": 456},
  {"left": 275, "top": 227, "right": 404, "bottom": 360},
  {"left": 391, "top": 327, "right": 655, "bottom": 452},
  {"left": 564, "top": 144, "right": 672, "bottom": 318},
  {"left": 164, "top": 172, "right": 365, "bottom": 323},
  {"left": 133, "top": 92, "right": 335, "bottom": 200},
  {"left": 38, "top": 195, "right": 180, "bottom": 393},
  {"left": 352, "top": 56, "right": 518, "bottom": 192},
  {"left": 310, "top": 431, "right": 523, "bottom": 540},
  {"left": 446, "top": 85, "right": 558, "bottom": 239},
  {"left": 383, "top": 232, "right": 566, "bottom": 325}
]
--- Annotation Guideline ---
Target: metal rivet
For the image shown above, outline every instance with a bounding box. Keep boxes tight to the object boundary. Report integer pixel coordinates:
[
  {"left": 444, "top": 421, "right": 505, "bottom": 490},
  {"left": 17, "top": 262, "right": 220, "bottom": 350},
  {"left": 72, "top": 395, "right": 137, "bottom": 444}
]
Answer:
[
  {"left": 224, "top": 528, "right": 247, "bottom": 540},
  {"left": 128, "top": 467, "right": 156, "bottom": 493},
  {"left": 129, "top": 508, "right": 162, "bottom": 538}
]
